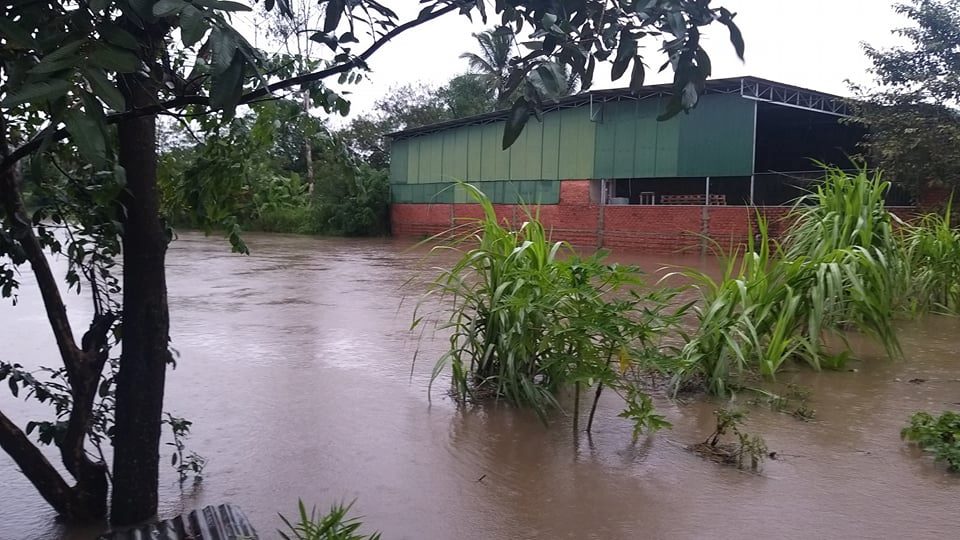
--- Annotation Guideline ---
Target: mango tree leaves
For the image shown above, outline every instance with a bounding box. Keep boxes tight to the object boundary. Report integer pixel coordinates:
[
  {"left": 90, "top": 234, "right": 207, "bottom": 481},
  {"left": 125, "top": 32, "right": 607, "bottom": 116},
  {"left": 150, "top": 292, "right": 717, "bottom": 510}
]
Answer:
[
  {"left": 153, "top": 0, "right": 188, "bottom": 17},
  {"left": 210, "top": 52, "right": 245, "bottom": 116},
  {"left": 64, "top": 109, "right": 108, "bottom": 168},
  {"left": 83, "top": 68, "right": 126, "bottom": 111},
  {"left": 0, "top": 18, "right": 38, "bottom": 49},
  {"left": 1, "top": 79, "right": 72, "bottom": 107},
  {"left": 503, "top": 97, "right": 531, "bottom": 150},
  {"left": 180, "top": 6, "right": 209, "bottom": 47}
]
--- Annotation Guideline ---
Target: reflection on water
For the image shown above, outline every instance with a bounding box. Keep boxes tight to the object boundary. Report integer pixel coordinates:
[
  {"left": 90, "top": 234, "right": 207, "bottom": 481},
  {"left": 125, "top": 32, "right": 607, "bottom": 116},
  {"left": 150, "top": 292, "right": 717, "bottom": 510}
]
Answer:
[{"left": 1, "top": 232, "right": 959, "bottom": 539}]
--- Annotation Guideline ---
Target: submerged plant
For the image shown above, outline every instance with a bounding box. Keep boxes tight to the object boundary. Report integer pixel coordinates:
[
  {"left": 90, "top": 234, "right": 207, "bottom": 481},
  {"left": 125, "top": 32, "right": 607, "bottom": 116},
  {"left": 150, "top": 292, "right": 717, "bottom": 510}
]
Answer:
[
  {"left": 164, "top": 413, "right": 206, "bottom": 484},
  {"left": 413, "top": 183, "right": 687, "bottom": 429},
  {"left": 901, "top": 411, "right": 960, "bottom": 472},
  {"left": 673, "top": 167, "right": 906, "bottom": 395},
  {"left": 692, "top": 408, "right": 768, "bottom": 471},
  {"left": 279, "top": 500, "right": 381, "bottom": 540},
  {"left": 746, "top": 384, "right": 816, "bottom": 421},
  {"left": 901, "top": 199, "right": 960, "bottom": 315}
]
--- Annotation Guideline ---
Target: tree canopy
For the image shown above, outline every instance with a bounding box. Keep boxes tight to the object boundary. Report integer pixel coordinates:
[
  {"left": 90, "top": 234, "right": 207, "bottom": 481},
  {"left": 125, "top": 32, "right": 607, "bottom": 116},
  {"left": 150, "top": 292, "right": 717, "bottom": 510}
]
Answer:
[{"left": 852, "top": 0, "right": 960, "bottom": 193}]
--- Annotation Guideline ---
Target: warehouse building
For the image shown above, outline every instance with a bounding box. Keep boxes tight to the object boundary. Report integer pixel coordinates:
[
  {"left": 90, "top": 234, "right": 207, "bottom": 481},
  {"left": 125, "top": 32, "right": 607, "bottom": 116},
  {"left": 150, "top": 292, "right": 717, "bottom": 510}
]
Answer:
[{"left": 388, "top": 76, "right": 909, "bottom": 251}]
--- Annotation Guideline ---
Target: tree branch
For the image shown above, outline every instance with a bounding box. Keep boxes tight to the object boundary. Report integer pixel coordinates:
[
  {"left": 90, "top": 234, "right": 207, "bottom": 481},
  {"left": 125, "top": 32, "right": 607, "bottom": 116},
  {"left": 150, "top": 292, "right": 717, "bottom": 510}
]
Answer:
[
  {"left": 0, "top": 409, "right": 78, "bottom": 516},
  {"left": 0, "top": 106, "right": 84, "bottom": 380},
  {"left": 0, "top": 2, "right": 461, "bottom": 173}
]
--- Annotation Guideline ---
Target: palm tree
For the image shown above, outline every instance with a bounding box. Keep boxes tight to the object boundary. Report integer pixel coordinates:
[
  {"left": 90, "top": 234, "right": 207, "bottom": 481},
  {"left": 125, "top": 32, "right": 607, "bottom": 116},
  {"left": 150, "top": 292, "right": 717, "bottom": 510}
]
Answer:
[
  {"left": 462, "top": 27, "right": 581, "bottom": 108},
  {"left": 460, "top": 27, "right": 514, "bottom": 106}
]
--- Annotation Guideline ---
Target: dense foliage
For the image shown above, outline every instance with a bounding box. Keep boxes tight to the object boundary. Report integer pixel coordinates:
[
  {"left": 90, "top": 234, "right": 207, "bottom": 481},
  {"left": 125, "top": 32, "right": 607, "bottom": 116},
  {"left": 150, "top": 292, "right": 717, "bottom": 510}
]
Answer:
[
  {"left": 414, "top": 185, "right": 686, "bottom": 435},
  {"left": 673, "top": 169, "right": 906, "bottom": 395},
  {"left": 851, "top": 0, "right": 960, "bottom": 193},
  {"left": 902, "top": 411, "right": 960, "bottom": 472},
  {"left": 279, "top": 500, "right": 382, "bottom": 540}
]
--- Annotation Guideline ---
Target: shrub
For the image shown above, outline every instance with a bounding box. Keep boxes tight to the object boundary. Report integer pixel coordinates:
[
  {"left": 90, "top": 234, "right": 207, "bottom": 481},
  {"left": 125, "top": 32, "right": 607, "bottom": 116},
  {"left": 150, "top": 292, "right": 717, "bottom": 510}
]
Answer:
[
  {"left": 674, "top": 168, "right": 905, "bottom": 395},
  {"left": 902, "top": 411, "right": 960, "bottom": 472},
  {"left": 414, "top": 184, "right": 686, "bottom": 432},
  {"left": 279, "top": 500, "right": 381, "bottom": 540}
]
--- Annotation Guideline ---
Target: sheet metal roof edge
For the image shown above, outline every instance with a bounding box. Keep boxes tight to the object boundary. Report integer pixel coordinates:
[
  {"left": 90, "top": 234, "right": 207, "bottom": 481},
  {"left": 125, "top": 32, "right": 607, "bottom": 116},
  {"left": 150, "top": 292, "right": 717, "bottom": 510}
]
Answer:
[{"left": 387, "top": 75, "right": 850, "bottom": 140}]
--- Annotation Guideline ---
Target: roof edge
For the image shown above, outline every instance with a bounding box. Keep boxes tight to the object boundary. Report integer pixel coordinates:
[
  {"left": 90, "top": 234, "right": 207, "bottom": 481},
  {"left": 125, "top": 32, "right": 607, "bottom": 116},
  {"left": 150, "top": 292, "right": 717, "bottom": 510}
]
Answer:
[{"left": 388, "top": 76, "right": 852, "bottom": 140}]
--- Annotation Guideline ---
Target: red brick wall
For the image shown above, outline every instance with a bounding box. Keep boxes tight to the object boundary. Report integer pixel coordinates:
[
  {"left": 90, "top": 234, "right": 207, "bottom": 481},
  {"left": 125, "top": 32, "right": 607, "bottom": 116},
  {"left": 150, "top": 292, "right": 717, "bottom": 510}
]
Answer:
[
  {"left": 918, "top": 185, "right": 953, "bottom": 211},
  {"left": 390, "top": 180, "right": 918, "bottom": 253}
]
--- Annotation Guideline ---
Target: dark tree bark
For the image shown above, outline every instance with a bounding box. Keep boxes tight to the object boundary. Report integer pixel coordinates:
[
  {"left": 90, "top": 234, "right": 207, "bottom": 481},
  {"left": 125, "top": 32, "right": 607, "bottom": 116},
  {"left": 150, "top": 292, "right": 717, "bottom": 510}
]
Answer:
[
  {"left": 109, "top": 70, "right": 173, "bottom": 525},
  {"left": 0, "top": 83, "right": 110, "bottom": 521}
]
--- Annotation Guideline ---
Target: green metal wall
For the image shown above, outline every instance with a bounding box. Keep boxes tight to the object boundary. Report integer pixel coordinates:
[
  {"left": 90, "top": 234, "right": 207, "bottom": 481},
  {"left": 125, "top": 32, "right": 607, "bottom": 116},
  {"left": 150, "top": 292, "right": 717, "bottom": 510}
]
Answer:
[
  {"left": 593, "top": 93, "right": 755, "bottom": 179},
  {"left": 389, "top": 106, "right": 595, "bottom": 203},
  {"left": 390, "top": 92, "right": 756, "bottom": 203}
]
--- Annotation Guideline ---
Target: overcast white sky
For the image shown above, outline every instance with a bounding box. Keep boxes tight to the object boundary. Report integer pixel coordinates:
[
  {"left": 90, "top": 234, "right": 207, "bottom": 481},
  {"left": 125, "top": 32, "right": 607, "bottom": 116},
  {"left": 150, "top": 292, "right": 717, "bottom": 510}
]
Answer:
[{"left": 243, "top": 1, "right": 911, "bottom": 118}]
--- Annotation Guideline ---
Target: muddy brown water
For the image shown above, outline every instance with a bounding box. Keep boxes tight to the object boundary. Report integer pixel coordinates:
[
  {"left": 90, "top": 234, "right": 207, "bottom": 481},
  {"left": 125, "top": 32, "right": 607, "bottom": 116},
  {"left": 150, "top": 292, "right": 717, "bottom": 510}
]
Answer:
[{"left": 1, "top": 232, "right": 958, "bottom": 539}]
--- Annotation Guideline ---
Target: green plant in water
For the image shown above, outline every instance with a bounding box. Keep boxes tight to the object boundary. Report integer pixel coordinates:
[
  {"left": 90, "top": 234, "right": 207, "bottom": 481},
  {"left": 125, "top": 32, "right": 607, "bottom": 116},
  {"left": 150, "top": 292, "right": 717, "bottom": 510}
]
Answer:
[
  {"left": 413, "top": 183, "right": 687, "bottom": 430},
  {"left": 901, "top": 411, "right": 960, "bottom": 472},
  {"left": 901, "top": 198, "right": 960, "bottom": 315},
  {"left": 164, "top": 413, "right": 206, "bottom": 485},
  {"left": 673, "top": 167, "right": 905, "bottom": 395},
  {"left": 694, "top": 408, "right": 768, "bottom": 471},
  {"left": 746, "top": 384, "right": 817, "bottom": 421},
  {"left": 279, "top": 500, "right": 381, "bottom": 540}
]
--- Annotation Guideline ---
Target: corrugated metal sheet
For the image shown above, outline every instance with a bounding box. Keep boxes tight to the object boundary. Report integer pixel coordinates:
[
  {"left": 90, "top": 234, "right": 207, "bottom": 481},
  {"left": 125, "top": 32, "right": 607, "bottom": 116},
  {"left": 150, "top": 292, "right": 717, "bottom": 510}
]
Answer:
[
  {"left": 99, "top": 504, "right": 257, "bottom": 540},
  {"left": 390, "top": 106, "right": 596, "bottom": 192},
  {"left": 593, "top": 94, "right": 755, "bottom": 179}
]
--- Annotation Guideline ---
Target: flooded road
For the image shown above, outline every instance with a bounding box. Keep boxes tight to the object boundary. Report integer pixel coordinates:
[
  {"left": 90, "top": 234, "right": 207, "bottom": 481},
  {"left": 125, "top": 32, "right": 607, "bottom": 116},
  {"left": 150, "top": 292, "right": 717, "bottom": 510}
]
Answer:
[{"left": 1, "top": 232, "right": 958, "bottom": 539}]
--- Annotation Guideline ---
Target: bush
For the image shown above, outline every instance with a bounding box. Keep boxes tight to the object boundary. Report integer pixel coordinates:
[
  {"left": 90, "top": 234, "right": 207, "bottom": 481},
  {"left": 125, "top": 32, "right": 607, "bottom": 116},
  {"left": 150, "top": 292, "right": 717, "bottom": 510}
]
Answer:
[
  {"left": 313, "top": 165, "right": 390, "bottom": 236},
  {"left": 279, "top": 500, "right": 381, "bottom": 540},
  {"left": 902, "top": 411, "right": 960, "bottom": 472},
  {"left": 674, "top": 168, "right": 905, "bottom": 395},
  {"left": 414, "top": 184, "right": 685, "bottom": 432}
]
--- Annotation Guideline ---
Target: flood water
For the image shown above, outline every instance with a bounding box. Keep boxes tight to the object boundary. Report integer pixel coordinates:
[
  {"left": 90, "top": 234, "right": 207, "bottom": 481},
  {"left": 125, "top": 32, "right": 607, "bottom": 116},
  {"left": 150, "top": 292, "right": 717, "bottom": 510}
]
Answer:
[{"left": 1, "top": 231, "right": 959, "bottom": 539}]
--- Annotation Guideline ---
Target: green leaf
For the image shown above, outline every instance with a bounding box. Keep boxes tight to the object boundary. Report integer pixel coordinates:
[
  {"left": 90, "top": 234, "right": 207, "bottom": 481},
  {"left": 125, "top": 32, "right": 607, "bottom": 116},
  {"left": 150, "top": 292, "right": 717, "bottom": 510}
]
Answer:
[
  {"left": 83, "top": 68, "right": 126, "bottom": 111},
  {"left": 194, "top": 0, "right": 252, "bottom": 11},
  {"left": 180, "top": 6, "right": 208, "bottom": 47},
  {"left": 64, "top": 109, "right": 108, "bottom": 168},
  {"left": 720, "top": 9, "right": 745, "bottom": 60},
  {"left": 90, "top": 0, "right": 113, "bottom": 11},
  {"left": 80, "top": 89, "right": 106, "bottom": 123},
  {"left": 40, "top": 40, "right": 86, "bottom": 64},
  {"left": 88, "top": 44, "right": 142, "bottom": 73},
  {"left": 124, "top": 0, "right": 154, "bottom": 25},
  {"left": 309, "top": 32, "right": 339, "bottom": 51},
  {"left": 612, "top": 38, "right": 636, "bottom": 81},
  {"left": 0, "top": 18, "right": 38, "bottom": 49},
  {"left": 210, "top": 28, "right": 238, "bottom": 74},
  {"left": 324, "top": 0, "right": 344, "bottom": 33},
  {"left": 100, "top": 23, "right": 141, "bottom": 51},
  {"left": 210, "top": 52, "right": 244, "bottom": 114},
  {"left": 1, "top": 79, "right": 72, "bottom": 107},
  {"left": 29, "top": 58, "right": 79, "bottom": 74},
  {"left": 629, "top": 56, "right": 645, "bottom": 93},
  {"left": 153, "top": 0, "right": 188, "bottom": 17},
  {"left": 502, "top": 98, "right": 530, "bottom": 150}
]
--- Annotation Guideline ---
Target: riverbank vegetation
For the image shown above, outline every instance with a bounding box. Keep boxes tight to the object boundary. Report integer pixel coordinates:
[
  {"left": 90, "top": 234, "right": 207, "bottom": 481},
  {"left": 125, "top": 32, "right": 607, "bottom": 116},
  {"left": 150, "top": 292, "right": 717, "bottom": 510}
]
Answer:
[
  {"left": 902, "top": 411, "right": 960, "bottom": 472},
  {"left": 413, "top": 184, "right": 687, "bottom": 436},
  {"left": 279, "top": 500, "right": 381, "bottom": 540},
  {"left": 416, "top": 168, "right": 960, "bottom": 472}
]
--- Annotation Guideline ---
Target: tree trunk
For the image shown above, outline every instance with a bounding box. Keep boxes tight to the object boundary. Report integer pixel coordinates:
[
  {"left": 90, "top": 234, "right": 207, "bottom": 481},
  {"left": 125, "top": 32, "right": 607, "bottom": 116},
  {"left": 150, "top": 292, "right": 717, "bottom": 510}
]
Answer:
[
  {"left": 302, "top": 90, "right": 314, "bottom": 193},
  {"left": 110, "top": 73, "right": 172, "bottom": 526}
]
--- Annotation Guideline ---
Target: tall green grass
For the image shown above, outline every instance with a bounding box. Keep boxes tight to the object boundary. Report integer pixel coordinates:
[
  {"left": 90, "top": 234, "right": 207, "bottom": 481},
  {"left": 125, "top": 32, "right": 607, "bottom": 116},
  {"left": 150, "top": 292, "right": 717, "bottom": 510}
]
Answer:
[
  {"left": 902, "top": 199, "right": 960, "bottom": 314},
  {"left": 674, "top": 168, "right": 906, "bottom": 394},
  {"left": 414, "top": 184, "right": 686, "bottom": 430}
]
